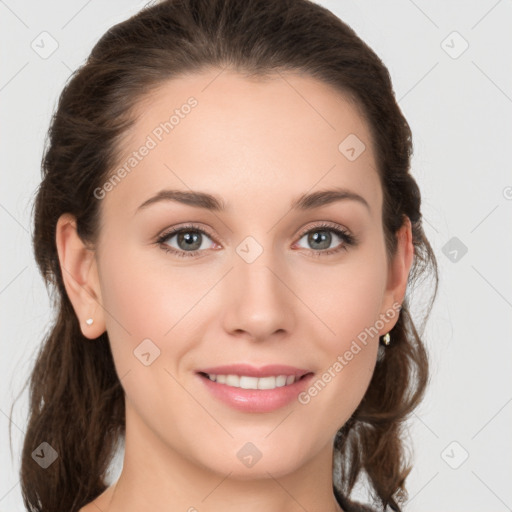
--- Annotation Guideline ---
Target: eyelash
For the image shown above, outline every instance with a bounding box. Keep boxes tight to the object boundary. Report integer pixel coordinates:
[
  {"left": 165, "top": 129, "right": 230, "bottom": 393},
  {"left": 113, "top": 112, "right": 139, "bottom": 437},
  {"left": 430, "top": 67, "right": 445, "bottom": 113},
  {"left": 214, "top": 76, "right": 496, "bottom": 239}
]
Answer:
[{"left": 155, "top": 222, "right": 357, "bottom": 259}]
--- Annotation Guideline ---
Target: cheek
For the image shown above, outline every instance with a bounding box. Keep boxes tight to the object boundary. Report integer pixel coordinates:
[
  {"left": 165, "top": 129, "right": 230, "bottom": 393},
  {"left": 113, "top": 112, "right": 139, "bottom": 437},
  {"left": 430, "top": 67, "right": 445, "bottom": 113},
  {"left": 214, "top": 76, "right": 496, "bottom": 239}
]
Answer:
[
  {"left": 96, "top": 243, "right": 217, "bottom": 375},
  {"left": 98, "top": 241, "right": 206, "bottom": 331},
  {"left": 293, "top": 240, "right": 387, "bottom": 421},
  {"left": 296, "top": 237, "right": 388, "bottom": 346},
  {"left": 95, "top": 246, "right": 204, "bottom": 427}
]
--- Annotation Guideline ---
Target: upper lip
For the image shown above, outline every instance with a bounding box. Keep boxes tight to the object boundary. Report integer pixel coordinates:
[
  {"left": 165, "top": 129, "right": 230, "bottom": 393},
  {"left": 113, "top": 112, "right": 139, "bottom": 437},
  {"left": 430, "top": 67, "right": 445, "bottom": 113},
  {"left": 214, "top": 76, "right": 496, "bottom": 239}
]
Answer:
[{"left": 197, "top": 364, "right": 312, "bottom": 379}]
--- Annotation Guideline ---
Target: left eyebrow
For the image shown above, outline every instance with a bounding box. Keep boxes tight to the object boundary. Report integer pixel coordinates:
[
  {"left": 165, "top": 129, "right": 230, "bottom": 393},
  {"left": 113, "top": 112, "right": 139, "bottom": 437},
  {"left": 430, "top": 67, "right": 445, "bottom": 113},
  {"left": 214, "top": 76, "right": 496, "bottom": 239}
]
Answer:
[{"left": 291, "top": 187, "right": 371, "bottom": 212}]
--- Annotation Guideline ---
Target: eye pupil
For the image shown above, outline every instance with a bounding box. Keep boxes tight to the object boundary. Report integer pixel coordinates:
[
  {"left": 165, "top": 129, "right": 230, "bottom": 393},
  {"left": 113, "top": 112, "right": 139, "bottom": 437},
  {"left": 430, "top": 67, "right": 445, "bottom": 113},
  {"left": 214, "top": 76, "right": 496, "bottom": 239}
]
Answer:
[
  {"left": 178, "top": 231, "right": 202, "bottom": 250},
  {"left": 309, "top": 230, "right": 331, "bottom": 250}
]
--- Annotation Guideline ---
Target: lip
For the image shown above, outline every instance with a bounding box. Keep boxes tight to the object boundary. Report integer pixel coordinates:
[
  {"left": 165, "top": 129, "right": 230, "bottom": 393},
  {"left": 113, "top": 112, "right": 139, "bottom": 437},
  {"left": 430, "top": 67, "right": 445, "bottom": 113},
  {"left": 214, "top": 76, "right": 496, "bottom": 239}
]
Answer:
[{"left": 196, "top": 364, "right": 314, "bottom": 413}]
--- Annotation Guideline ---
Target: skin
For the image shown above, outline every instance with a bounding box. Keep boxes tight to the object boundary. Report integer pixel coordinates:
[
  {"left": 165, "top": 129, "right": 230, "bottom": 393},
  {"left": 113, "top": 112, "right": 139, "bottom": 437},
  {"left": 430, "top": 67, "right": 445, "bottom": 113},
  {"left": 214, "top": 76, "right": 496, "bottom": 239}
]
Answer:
[{"left": 56, "top": 69, "right": 413, "bottom": 512}]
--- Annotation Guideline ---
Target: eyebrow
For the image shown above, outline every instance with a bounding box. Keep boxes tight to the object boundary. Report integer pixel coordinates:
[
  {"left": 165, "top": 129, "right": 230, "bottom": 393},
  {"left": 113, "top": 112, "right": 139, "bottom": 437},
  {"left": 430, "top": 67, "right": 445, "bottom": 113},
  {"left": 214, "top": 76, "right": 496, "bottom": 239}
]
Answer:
[{"left": 136, "top": 187, "right": 370, "bottom": 213}]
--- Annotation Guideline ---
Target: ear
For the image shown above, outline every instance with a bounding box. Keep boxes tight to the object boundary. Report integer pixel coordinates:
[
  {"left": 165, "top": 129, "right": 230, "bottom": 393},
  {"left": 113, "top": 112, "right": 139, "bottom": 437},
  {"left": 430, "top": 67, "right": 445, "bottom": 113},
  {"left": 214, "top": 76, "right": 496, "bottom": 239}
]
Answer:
[
  {"left": 378, "top": 216, "right": 414, "bottom": 335},
  {"left": 55, "top": 213, "right": 106, "bottom": 339}
]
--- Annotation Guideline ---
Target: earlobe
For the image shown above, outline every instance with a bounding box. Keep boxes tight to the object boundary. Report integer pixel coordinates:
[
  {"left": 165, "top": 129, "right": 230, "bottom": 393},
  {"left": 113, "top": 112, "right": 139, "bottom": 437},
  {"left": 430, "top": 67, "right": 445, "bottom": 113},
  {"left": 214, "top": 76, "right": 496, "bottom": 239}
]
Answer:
[{"left": 55, "top": 213, "right": 106, "bottom": 339}]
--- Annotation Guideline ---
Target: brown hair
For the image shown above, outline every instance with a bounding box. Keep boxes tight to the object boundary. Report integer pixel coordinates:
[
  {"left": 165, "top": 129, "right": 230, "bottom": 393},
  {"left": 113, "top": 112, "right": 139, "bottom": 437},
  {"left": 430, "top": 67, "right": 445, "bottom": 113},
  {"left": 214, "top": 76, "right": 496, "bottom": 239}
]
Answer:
[{"left": 14, "top": 0, "right": 438, "bottom": 510}]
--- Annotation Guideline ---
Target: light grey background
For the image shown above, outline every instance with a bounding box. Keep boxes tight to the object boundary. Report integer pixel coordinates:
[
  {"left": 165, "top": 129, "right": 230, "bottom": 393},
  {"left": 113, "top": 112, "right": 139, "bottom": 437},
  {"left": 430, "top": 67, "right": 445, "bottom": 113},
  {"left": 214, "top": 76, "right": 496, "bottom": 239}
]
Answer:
[{"left": 1, "top": 1, "right": 511, "bottom": 510}]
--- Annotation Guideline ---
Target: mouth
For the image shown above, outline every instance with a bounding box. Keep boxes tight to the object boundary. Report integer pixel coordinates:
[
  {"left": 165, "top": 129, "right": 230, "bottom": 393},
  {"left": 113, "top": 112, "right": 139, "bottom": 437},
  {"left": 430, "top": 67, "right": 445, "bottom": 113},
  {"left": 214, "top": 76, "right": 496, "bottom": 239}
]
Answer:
[{"left": 195, "top": 364, "right": 314, "bottom": 413}]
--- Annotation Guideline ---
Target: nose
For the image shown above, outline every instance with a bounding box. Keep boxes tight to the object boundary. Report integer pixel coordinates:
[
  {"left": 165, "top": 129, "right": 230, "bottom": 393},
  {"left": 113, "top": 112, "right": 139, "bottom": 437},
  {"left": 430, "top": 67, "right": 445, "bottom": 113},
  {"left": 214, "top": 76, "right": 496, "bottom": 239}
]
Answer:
[{"left": 221, "top": 247, "right": 296, "bottom": 343}]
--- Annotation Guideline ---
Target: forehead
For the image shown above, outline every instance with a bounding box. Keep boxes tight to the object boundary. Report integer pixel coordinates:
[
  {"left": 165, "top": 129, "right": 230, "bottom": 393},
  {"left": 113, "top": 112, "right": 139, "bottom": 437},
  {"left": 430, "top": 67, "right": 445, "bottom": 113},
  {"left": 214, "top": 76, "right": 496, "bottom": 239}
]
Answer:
[{"left": 102, "top": 69, "right": 382, "bottom": 218}]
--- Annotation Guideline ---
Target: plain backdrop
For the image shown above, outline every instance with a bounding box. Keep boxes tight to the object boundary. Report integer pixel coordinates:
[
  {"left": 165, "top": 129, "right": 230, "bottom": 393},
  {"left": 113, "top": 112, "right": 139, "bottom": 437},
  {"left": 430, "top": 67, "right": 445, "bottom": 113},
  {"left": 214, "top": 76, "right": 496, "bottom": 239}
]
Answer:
[{"left": 1, "top": 1, "right": 511, "bottom": 510}]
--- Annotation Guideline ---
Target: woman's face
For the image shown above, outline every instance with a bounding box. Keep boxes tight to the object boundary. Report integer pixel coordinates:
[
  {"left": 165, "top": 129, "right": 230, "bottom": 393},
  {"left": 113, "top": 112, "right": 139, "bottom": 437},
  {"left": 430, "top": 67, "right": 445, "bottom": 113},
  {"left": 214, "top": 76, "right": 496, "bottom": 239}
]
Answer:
[{"left": 70, "top": 70, "right": 411, "bottom": 480}]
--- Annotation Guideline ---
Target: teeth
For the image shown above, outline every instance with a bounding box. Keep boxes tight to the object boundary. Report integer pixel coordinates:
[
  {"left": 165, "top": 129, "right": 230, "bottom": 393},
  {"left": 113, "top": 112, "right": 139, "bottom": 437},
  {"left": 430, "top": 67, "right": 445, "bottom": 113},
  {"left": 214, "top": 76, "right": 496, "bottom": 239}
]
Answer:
[
  {"left": 225, "top": 374, "right": 239, "bottom": 387},
  {"left": 240, "top": 376, "right": 258, "bottom": 389},
  {"left": 205, "top": 373, "right": 299, "bottom": 389},
  {"left": 276, "top": 375, "right": 287, "bottom": 387},
  {"left": 258, "top": 376, "right": 277, "bottom": 390}
]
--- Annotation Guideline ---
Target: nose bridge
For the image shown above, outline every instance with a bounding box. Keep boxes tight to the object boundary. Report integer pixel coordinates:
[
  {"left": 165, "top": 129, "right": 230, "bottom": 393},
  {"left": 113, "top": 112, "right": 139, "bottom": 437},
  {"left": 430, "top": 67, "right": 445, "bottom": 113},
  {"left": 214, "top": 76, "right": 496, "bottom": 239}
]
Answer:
[
  {"left": 223, "top": 234, "right": 295, "bottom": 339},
  {"left": 234, "top": 234, "right": 285, "bottom": 303}
]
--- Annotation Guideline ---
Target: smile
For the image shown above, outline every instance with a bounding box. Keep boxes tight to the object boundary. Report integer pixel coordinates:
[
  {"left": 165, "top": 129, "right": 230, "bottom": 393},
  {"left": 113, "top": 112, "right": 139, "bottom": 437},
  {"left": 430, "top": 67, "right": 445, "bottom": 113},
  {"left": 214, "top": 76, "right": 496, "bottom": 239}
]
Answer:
[{"left": 196, "top": 364, "right": 314, "bottom": 413}]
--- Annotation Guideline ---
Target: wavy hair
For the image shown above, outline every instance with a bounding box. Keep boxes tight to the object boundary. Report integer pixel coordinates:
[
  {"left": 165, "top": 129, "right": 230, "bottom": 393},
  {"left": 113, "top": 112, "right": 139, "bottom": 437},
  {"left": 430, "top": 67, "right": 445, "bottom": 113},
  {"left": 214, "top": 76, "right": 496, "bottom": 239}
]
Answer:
[{"left": 14, "top": 0, "right": 438, "bottom": 510}]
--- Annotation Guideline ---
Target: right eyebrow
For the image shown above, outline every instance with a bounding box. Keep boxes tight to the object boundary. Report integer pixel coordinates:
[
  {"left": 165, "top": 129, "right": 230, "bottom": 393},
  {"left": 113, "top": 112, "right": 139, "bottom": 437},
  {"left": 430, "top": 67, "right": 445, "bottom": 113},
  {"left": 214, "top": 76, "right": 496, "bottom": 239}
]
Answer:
[{"left": 136, "top": 189, "right": 226, "bottom": 213}]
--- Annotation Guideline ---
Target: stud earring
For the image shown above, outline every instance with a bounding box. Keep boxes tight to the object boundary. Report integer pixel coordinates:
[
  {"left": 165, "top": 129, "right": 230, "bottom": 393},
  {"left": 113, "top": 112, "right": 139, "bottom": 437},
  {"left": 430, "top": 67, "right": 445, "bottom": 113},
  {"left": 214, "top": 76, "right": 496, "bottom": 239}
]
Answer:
[
  {"left": 85, "top": 318, "right": 94, "bottom": 326},
  {"left": 381, "top": 332, "right": 391, "bottom": 346}
]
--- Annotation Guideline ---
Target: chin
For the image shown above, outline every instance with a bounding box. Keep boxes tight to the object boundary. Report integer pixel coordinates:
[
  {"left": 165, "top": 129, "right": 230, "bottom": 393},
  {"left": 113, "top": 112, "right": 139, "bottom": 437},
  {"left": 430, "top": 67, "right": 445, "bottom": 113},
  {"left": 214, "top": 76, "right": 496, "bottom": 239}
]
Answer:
[{"left": 195, "top": 441, "right": 310, "bottom": 481}]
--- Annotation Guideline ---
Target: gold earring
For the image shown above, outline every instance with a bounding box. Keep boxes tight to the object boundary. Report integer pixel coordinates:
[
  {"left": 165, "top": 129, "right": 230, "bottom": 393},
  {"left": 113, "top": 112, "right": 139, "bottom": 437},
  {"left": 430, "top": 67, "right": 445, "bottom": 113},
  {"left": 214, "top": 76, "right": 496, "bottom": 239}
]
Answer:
[
  {"left": 382, "top": 332, "right": 391, "bottom": 346},
  {"left": 85, "top": 318, "right": 94, "bottom": 326}
]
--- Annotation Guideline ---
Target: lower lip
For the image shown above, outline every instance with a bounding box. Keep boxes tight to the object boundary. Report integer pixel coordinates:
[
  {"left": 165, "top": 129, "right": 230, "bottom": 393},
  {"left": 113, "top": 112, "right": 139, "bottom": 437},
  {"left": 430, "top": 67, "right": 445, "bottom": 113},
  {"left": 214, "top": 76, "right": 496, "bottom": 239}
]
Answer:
[{"left": 197, "top": 373, "right": 314, "bottom": 413}]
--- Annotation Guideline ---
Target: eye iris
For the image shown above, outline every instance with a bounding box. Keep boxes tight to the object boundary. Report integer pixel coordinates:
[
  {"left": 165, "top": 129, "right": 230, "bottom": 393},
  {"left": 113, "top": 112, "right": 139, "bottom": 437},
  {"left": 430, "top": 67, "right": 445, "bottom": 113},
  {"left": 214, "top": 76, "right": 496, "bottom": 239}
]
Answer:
[
  {"left": 309, "top": 230, "right": 331, "bottom": 250},
  {"left": 178, "top": 231, "right": 202, "bottom": 251}
]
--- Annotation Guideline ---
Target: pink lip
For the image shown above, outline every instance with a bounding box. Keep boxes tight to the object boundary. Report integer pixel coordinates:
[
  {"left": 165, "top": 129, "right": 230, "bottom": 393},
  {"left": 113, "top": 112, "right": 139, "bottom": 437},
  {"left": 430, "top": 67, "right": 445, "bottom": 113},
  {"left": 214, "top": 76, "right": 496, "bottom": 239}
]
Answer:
[{"left": 196, "top": 364, "right": 314, "bottom": 413}]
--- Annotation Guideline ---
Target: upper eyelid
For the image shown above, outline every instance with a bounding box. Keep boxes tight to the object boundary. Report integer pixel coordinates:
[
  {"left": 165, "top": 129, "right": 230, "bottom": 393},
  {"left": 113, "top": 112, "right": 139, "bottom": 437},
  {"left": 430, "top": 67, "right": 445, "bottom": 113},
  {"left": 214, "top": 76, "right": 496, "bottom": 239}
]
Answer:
[
  {"left": 296, "top": 221, "right": 350, "bottom": 237},
  {"left": 157, "top": 223, "right": 218, "bottom": 243}
]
